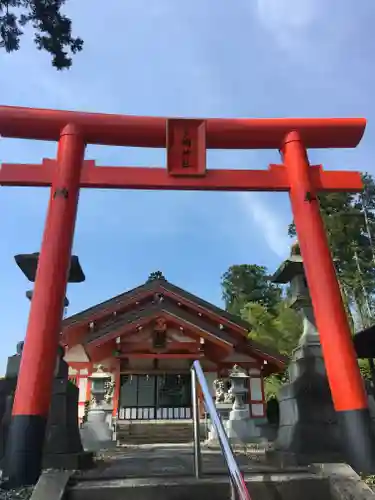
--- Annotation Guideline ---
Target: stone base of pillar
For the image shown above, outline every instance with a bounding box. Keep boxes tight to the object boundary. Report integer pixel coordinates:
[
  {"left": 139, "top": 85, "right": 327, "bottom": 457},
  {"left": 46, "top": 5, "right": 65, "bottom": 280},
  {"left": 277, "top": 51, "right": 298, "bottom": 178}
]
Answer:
[
  {"left": 43, "top": 376, "right": 94, "bottom": 470},
  {"left": 225, "top": 418, "right": 263, "bottom": 445},
  {"left": 0, "top": 379, "right": 17, "bottom": 467},
  {"left": 225, "top": 405, "right": 263, "bottom": 444},
  {"left": 80, "top": 408, "right": 115, "bottom": 452},
  {"left": 273, "top": 343, "right": 344, "bottom": 463},
  {"left": 207, "top": 403, "right": 231, "bottom": 442}
]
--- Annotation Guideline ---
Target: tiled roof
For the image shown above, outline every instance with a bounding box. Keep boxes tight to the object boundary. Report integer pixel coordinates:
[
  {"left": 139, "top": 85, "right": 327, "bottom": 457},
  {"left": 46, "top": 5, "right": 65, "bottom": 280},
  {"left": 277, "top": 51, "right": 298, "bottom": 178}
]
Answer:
[
  {"left": 62, "top": 279, "right": 250, "bottom": 331},
  {"left": 84, "top": 298, "right": 235, "bottom": 347}
]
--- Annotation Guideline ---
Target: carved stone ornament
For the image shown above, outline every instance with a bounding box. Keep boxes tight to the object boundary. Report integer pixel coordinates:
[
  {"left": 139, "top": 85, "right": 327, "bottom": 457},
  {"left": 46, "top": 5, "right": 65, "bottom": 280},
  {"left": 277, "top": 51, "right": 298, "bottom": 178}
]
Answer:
[
  {"left": 213, "top": 378, "right": 234, "bottom": 404},
  {"left": 229, "top": 364, "right": 248, "bottom": 377},
  {"left": 104, "top": 379, "right": 115, "bottom": 404}
]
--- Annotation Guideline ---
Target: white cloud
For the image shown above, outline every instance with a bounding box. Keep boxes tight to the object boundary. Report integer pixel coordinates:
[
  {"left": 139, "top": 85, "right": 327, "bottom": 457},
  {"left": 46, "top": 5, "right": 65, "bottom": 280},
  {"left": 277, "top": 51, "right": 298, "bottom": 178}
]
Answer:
[
  {"left": 255, "top": 0, "right": 317, "bottom": 30},
  {"left": 253, "top": 0, "right": 349, "bottom": 74},
  {"left": 237, "top": 192, "right": 291, "bottom": 258},
  {"left": 254, "top": 0, "right": 320, "bottom": 54}
]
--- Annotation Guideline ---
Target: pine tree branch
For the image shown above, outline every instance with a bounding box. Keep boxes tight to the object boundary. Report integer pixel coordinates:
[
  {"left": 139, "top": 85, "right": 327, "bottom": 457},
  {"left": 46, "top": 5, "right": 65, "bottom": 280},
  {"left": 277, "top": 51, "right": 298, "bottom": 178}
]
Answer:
[{"left": 0, "top": 0, "right": 83, "bottom": 69}]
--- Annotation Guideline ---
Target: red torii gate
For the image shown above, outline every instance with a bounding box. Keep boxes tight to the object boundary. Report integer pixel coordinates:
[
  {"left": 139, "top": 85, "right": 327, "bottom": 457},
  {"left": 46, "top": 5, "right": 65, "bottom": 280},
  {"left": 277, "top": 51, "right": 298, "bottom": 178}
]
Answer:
[{"left": 0, "top": 106, "right": 373, "bottom": 485}]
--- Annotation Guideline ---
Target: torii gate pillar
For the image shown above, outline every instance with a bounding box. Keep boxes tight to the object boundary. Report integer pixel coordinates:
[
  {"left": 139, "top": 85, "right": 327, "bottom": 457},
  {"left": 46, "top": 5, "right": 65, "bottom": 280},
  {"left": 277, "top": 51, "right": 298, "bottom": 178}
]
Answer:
[
  {"left": 4, "top": 124, "right": 85, "bottom": 486},
  {"left": 283, "top": 131, "right": 374, "bottom": 472}
]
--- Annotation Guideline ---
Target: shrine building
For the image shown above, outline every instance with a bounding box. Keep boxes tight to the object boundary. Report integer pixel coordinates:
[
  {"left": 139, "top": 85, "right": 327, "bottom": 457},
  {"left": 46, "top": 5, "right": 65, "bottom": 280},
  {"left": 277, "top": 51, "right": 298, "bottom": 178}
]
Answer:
[{"left": 61, "top": 277, "right": 287, "bottom": 423}]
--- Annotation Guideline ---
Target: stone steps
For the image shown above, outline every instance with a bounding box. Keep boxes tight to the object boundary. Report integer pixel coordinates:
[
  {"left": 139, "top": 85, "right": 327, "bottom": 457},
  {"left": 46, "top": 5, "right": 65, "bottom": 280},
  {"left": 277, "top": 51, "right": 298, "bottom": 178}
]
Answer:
[
  {"left": 66, "top": 473, "right": 332, "bottom": 500},
  {"left": 116, "top": 421, "right": 207, "bottom": 445}
]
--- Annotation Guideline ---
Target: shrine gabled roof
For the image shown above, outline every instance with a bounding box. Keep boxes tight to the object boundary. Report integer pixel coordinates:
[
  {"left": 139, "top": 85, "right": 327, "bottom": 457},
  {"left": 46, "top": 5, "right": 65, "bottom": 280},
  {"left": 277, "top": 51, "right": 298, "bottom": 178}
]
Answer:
[
  {"left": 62, "top": 278, "right": 251, "bottom": 332},
  {"left": 62, "top": 281, "right": 287, "bottom": 371},
  {"left": 83, "top": 298, "right": 235, "bottom": 348},
  {"left": 66, "top": 298, "right": 287, "bottom": 370}
]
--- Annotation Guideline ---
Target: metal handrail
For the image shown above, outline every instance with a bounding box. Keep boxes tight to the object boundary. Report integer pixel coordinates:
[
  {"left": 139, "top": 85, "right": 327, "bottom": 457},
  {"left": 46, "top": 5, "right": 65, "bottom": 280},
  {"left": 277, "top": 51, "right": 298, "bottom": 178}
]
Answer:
[{"left": 191, "top": 360, "right": 252, "bottom": 500}]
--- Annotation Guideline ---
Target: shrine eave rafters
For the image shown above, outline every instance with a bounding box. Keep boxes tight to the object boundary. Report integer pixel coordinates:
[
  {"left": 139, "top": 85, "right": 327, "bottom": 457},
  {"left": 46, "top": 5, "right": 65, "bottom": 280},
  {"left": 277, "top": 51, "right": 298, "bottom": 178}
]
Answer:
[
  {"left": 62, "top": 279, "right": 251, "bottom": 336},
  {"left": 62, "top": 304, "right": 287, "bottom": 372},
  {"left": 81, "top": 304, "right": 235, "bottom": 350}
]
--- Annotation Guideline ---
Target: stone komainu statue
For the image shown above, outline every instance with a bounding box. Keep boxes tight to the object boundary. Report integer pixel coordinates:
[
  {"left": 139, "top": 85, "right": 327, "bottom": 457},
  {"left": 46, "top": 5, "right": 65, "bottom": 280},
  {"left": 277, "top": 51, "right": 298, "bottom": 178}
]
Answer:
[{"left": 213, "top": 378, "right": 234, "bottom": 404}]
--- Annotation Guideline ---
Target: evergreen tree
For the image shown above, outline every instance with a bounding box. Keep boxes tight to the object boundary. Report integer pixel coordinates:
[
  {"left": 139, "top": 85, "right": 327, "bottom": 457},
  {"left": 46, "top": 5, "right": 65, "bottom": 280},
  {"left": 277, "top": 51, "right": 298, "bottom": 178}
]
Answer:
[
  {"left": 288, "top": 173, "right": 375, "bottom": 329},
  {"left": 221, "top": 264, "right": 281, "bottom": 316},
  {"left": 240, "top": 298, "right": 301, "bottom": 400},
  {"left": 241, "top": 300, "right": 301, "bottom": 356},
  {"left": 0, "top": 0, "right": 83, "bottom": 69}
]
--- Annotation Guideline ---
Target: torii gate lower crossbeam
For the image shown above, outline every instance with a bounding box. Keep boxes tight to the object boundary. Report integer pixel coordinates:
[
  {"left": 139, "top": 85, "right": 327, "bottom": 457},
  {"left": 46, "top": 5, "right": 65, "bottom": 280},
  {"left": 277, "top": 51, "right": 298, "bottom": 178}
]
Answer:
[{"left": 1, "top": 106, "right": 374, "bottom": 486}]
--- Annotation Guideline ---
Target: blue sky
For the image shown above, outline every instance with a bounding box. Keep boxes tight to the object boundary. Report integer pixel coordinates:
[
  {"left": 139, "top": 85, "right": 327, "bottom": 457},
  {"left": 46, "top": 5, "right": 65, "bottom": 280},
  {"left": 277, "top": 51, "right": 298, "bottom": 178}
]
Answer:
[{"left": 0, "top": 0, "right": 374, "bottom": 372}]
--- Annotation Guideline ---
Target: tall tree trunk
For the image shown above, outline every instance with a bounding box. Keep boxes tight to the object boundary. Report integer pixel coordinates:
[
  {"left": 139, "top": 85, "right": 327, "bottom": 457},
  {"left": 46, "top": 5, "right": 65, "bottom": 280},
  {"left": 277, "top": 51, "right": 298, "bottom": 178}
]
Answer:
[{"left": 338, "top": 278, "right": 355, "bottom": 332}]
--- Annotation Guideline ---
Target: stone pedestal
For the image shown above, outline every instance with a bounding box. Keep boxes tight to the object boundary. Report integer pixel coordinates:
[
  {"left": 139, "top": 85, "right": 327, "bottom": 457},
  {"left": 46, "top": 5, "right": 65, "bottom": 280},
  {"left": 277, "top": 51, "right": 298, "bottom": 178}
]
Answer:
[
  {"left": 80, "top": 407, "right": 114, "bottom": 452},
  {"left": 43, "top": 376, "right": 93, "bottom": 470},
  {"left": 226, "top": 407, "right": 262, "bottom": 444},
  {"left": 225, "top": 367, "right": 261, "bottom": 444},
  {"left": 274, "top": 340, "right": 343, "bottom": 464},
  {"left": 271, "top": 247, "right": 344, "bottom": 465},
  {"left": 367, "top": 388, "right": 375, "bottom": 428},
  {"left": 1, "top": 344, "right": 93, "bottom": 474},
  {"left": 0, "top": 379, "right": 17, "bottom": 466},
  {"left": 0, "top": 343, "right": 24, "bottom": 467},
  {"left": 207, "top": 403, "right": 232, "bottom": 442}
]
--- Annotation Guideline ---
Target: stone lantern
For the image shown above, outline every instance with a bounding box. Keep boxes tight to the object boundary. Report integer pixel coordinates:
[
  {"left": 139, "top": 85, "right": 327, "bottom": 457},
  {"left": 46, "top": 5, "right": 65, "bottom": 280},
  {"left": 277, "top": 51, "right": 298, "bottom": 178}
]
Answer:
[
  {"left": 270, "top": 241, "right": 342, "bottom": 464},
  {"left": 225, "top": 365, "right": 261, "bottom": 444},
  {"left": 228, "top": 365, "right": 249, "bottom": 413},
  {"left": 80, "top": 365, "right": 114, "bottom": 451},
  {"left": 89, "top": 366, "right": 112, "bottom": 408},
  {"left": 15, "top": 252, "right": 84, "bottom": 319},
  {"left": 273, "top": 241, "right": 321, "bottom": 354}
]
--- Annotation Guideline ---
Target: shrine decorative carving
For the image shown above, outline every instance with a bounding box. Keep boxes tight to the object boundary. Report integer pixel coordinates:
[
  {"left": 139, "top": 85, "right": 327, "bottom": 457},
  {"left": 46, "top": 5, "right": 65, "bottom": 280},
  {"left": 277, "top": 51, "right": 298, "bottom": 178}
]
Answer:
[{"left": 153, "top": 317, "right": 167, "bottom": 350}]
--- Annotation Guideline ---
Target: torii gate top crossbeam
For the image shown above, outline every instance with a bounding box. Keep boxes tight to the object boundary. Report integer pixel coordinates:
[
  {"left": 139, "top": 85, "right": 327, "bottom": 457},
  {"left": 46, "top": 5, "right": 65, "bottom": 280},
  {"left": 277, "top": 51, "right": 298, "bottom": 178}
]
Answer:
[{"left": 0, "top": 105, "right": 366, "bottom": 149}]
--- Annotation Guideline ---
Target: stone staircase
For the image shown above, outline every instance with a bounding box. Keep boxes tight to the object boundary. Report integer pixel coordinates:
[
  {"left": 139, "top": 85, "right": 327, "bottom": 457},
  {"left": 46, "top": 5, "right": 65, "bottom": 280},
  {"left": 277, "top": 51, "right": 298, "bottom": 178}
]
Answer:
[
  {"left": 32, "top": 446, "right": 373, "bottom": 500},
  {"left": 64, "top": 449, "right": 357, "bottom": 500},
  {"left": 115, "top": 420, "right": 208, "bottom": 445}
]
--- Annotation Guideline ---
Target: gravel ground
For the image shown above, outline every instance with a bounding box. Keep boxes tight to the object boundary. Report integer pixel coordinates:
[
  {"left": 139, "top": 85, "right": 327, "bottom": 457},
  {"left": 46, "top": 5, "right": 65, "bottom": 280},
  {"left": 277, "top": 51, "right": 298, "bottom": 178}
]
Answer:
[{"left": 0, "top": 486, "right": 33, "bottom": 500}]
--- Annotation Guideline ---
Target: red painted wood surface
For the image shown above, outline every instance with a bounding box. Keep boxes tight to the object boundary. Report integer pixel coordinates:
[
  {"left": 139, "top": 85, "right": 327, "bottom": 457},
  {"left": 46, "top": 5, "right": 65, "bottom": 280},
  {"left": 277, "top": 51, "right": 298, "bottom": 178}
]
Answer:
[
  {"left": 0, "top": 105, "right": 365, "bottom": 148},
  {"left": 283, "top": 131, "right": 367, "bottom": 412},
  {"left": 167, "top": 119, "right": 206, "bottom": 176},
  {"left": 0, "top": 161, "right": 362, "bottom": 192}
]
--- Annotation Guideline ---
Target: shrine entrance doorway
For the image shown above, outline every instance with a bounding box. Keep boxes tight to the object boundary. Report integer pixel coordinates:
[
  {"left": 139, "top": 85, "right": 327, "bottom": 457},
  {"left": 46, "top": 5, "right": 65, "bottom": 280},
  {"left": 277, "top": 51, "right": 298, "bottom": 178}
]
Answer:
[{"left": 118, "top": 373, "right": 192, "bottom": 420}]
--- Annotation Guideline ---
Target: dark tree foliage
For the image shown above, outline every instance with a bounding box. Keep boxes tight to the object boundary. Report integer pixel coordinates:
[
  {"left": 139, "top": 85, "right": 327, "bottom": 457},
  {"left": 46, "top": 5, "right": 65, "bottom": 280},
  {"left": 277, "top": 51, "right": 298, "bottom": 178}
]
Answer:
[
  {"left": 221, "top": 264, "right": 281, "bottom": 316},
  {"left": 288, "top": 173, "right": 375, "bottom": 328},
  {"left": 0, "top": 0, "right": 83, "bottom": 69},
  {"left": 147, "top": 271, "right": 166, "bottom": 282}
]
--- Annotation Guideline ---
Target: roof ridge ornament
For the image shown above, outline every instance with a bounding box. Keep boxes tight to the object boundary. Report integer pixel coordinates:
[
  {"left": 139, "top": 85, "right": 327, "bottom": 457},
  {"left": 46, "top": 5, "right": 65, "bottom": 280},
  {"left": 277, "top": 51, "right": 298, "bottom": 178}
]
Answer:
[
  {"left": 147, "top": 271, "right": 167, "bottom": 282},
  {"left": 290, "top": 240, "right": 301, "bottom": 257}
]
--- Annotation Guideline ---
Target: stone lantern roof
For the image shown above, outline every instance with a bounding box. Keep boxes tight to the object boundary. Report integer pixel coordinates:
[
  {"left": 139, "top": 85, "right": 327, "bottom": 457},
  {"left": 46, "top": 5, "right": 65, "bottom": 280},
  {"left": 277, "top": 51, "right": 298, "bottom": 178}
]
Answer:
[
  {"left": 89, "top": 365, "right": 111, "bottom": 380},
  {"left": 270, "top": 240, "right": 304, "bottom": 284}
]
